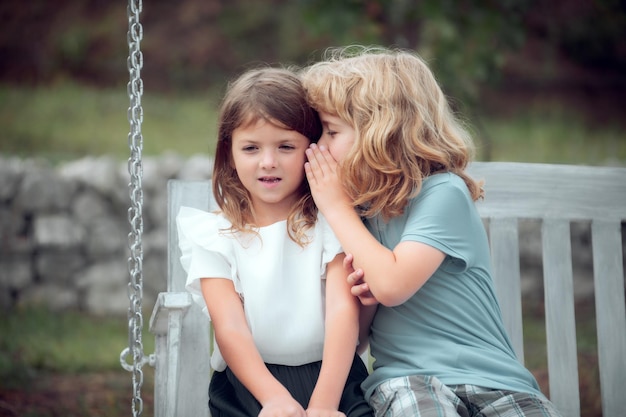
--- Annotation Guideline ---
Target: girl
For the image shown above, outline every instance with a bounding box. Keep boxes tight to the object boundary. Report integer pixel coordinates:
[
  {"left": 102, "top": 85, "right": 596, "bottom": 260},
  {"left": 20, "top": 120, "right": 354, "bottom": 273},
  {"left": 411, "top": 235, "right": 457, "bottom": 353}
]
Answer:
[
  {"left": 302, "top": 46, "right": 562, "bottom": 416},
  {"left": 178, "top": 67, "right": 372, "bottom": 417}
]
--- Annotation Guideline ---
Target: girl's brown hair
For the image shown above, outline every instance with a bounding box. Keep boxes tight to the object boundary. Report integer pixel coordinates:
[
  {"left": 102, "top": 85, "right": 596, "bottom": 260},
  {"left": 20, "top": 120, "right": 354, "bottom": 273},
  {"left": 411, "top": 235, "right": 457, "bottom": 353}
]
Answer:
[
  {"left": 301, "top": 46, "right": 483, "bottom": 220},
  {"left": 212, "top": 67, "right": 322, "bottom": 245}
]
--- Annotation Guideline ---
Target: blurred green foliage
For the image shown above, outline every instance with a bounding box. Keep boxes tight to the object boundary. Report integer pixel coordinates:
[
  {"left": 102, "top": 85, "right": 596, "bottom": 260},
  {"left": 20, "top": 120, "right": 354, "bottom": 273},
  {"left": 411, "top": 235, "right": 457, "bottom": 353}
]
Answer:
[
  {"left": 1, "top": 0, "right": 624, "bottom": 164},
  {"left": 2, "top": 0, "right": 624, "bottom": 96},
  {"left": 300, "top": 0, "right": 527, "bottom": 106}
]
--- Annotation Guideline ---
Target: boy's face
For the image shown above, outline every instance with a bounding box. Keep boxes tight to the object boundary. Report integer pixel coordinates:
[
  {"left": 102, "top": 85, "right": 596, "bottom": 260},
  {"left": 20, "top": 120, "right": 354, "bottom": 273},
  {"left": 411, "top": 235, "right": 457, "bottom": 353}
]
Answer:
[{"left": 318, "top": 112, "right": 355, "bottom": 163}]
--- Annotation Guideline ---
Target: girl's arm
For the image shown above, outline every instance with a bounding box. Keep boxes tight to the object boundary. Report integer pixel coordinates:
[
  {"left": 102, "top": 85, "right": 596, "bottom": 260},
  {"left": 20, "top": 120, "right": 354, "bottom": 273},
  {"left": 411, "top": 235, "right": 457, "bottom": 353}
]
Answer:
[
  {"left": 344, "top": 254, "right": 377, "bottom": 354},
  {"left": 305, "top": 145, "right": 446, "bottom": 307},
  {"left": 307, "top": 253, "right": 359, "bottom": 415},
  {"left": 200, "top": 278, "right": 306, "bottom": 417}
]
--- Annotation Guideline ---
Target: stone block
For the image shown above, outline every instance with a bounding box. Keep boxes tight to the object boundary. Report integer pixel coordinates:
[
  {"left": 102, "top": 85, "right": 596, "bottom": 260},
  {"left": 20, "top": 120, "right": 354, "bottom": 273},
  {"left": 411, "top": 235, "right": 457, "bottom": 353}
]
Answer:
[
  {"left": 34, "top": 214, "right": 85, "bottom": 248},
  {"left": 14, "top": 166, "right": 78, "bottom": 212}
]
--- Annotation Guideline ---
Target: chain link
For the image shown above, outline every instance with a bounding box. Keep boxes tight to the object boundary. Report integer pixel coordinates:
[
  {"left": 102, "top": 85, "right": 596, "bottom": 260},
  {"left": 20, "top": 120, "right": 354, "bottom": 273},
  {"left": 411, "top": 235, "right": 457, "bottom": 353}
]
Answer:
[{"left": 124, "top": 0, "right": 146, "bottom": 416}]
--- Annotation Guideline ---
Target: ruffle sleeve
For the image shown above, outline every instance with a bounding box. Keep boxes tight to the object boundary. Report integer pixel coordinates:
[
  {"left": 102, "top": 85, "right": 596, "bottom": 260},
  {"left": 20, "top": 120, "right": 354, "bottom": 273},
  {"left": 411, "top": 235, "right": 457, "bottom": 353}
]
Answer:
[
  {"left": 176, "top": 206, "right": 240, "bottom": 318},
  {"left": 317, "top": 213, "right": 343, "bottom": 278}
]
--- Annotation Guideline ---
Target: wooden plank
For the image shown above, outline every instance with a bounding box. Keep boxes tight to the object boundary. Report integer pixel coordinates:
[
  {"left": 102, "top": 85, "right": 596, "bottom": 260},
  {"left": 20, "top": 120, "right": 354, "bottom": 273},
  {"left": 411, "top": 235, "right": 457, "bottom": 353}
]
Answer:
[
  {"left": 149, "top": 292, "right": 193, "bottom": 417},
  {"left": 592, "top": 220, "right": 626, "bottom": 417},
  {"left": 149, "top": 292, "right": 192, "bottom": 335},
  {"left": 166, "top": 180, "right": 214, "bottom": 417},
  {"left": 153, "top": 334, "right": 167, "bottom": 417},
  {"left": 488, "top": 217, "right": 525, "bottom": 363},
  {"left": 149, "top": 292, "right": 192, "bottom": 417},
  {"left": 468, "top": 162, "right": 626, "bottom": 220},
  {"left": 165, "top": 308, "right": 186, "bottom": 417},
  {"left": 168, "top": 180, "right": 215, "bottom": 291},
  {"left": 542, "top": 219, "right": 580, "bottom": 417}
]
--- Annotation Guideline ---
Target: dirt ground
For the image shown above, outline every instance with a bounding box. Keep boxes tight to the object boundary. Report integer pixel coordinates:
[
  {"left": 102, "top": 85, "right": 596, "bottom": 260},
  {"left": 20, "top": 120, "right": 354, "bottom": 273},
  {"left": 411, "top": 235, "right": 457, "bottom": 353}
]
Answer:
[
  {"left": 0, "top": 363, "right": 602, "bottom": 417},
  {"left": 0, "top": 371, "right": 154, "bottom": 417}
]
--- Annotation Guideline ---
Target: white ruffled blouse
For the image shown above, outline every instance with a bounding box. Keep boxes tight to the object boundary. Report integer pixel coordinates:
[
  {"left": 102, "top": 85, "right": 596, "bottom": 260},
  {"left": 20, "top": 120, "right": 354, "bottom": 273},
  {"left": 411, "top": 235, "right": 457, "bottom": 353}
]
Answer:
[{"left": 177, "top": 206, "right": 343, "bottom": 371}]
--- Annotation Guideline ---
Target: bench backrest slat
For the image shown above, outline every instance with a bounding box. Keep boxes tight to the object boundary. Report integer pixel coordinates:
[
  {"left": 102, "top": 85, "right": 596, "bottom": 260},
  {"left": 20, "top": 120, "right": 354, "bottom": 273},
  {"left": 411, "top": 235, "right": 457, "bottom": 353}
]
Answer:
[
  {"left": 467, "top": 162, "right": 626, "bottom": 220},
  {"left": 487, "top": 217, "right": 524, "bottom": 361},
  {"left": 542, "top": 219, "right": 580, "bottom": 417},
  {"left": 592, "top": 220, "right": 626, "bottom": 417}
]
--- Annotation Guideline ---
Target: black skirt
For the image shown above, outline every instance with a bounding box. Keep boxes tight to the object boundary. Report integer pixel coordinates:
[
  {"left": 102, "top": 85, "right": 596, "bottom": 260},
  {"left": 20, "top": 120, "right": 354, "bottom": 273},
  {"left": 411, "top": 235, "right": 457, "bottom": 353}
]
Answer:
[{"left": 208, "top": 354, "right": 373, "bottom": 417}]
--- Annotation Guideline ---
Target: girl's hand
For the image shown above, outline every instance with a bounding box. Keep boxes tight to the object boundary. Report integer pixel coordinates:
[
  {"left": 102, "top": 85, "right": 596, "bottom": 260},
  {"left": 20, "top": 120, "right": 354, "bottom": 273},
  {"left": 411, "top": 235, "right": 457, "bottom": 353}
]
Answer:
[
  {"left": 306, "top": 408, "right": 346, "bottom": 417},
  {"left": 259, "top": 395, "right": 306, "bottom": 417},
  {"left": 304, "top": 144, "right": 351, "bottom": 216}
]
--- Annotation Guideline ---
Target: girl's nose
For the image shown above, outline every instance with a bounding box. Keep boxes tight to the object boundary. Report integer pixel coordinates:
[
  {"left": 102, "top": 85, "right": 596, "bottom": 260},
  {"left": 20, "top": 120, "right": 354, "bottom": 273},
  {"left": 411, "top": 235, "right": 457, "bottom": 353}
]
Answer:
[{"left": 260, "top": 150, "right": 276, "bottom": 169}]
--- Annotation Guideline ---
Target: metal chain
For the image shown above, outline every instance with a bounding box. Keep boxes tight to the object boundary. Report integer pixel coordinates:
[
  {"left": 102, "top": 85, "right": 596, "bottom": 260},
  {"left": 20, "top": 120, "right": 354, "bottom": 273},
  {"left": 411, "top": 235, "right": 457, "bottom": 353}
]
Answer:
[{"left": 121, "top": 0, "right": 147, "bottom": 416}]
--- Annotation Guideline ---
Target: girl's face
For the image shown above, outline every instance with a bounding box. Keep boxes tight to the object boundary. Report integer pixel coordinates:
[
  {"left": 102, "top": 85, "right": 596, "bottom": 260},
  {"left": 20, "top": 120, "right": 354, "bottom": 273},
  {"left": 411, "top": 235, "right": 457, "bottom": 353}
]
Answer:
[
  {"left": 318, "top": 112, "right": 356, "bottom": 162},
  {"left": 231, "top": 118, "right": 310, "bottom": 225}
]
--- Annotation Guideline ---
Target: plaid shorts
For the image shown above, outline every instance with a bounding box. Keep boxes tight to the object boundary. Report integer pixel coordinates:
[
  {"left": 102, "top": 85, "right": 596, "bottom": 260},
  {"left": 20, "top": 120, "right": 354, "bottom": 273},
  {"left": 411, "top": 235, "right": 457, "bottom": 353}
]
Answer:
[{"left": 369, "top": 375, "right": 562, "bottom": 417}]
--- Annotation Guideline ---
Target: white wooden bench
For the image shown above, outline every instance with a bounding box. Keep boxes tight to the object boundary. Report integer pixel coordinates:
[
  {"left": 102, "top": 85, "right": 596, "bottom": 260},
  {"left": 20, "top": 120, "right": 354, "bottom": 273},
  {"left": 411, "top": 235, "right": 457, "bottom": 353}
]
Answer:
[{"left": 149, "top": 161, "right": 626, "bottom": 417}]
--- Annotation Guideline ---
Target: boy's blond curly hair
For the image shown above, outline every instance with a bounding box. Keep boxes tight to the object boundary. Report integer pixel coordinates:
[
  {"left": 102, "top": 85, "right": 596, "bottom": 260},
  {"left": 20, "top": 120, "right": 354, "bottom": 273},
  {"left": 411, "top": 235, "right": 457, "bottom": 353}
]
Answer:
[{"left": 301, "top": 45, "right": 483, "bottom": 220}]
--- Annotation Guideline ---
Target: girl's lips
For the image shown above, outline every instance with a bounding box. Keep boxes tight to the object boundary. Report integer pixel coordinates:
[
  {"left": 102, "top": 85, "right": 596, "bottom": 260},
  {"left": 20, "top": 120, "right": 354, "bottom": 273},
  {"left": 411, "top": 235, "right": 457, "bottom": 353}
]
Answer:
[{"left": 259, "top": 177, "right": 281, "bottom": 183}]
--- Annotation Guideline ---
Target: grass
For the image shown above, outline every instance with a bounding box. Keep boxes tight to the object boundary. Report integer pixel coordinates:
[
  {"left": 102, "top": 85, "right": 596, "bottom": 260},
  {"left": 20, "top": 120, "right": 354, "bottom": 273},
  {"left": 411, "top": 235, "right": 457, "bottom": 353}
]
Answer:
[
  {"left": 1, "top": 82, "right": 625, "bottom": 166},
  {"left": 479, "top": 106, "right": 626, "bottom": 166},
  {"left": 0, "top": 307, "right": 154, "bottom": 382},
  {"left": 0, "top": 82, "right": 218, "bottom": 163},
  {"left": 0, "top": 308, "right": 155, "bottom": 417}
]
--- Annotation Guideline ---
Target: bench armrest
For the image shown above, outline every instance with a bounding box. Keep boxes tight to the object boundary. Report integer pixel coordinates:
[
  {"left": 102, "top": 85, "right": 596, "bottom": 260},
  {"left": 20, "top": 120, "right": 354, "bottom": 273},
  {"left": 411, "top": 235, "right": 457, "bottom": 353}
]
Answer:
[{"left": 149, "top": 291, "right": 193, "bottom": 334}]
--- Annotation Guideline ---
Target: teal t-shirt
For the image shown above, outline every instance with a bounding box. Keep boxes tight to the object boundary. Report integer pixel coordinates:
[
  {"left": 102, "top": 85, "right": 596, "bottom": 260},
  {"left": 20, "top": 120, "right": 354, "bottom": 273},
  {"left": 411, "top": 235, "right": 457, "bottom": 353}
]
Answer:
[{"left": 362, "top": 172, "right": 543, "bottom": 399}]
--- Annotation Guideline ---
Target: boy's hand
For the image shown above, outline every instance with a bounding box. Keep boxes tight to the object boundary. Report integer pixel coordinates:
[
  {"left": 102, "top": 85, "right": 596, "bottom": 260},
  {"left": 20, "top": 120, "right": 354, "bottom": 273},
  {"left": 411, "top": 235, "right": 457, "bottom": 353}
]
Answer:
[
  {"left": 344, "top": 253, "right": 378, "bottom": 306},
  {"left": 349, "top": 269, "right": 378, "bottom": 306},
  {"left": 305, "top": 144, "right": 351, "bottom": 216}
]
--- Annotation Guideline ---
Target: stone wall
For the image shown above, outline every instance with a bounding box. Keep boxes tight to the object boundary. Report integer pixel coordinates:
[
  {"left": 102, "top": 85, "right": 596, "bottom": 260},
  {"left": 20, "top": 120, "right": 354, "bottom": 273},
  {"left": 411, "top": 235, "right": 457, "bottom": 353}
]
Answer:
[
  {"left": 0, "top": 155, "right": 619, "bottom": 316},
  {"left": 0, "top": 153, "right": 212, "bottom": 316}
]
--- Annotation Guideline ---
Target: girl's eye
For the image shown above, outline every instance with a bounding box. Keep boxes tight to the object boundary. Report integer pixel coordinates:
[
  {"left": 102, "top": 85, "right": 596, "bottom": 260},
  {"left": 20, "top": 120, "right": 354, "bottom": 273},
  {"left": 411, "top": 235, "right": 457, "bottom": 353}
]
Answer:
[
  {"left": 326, "top": 130, "right": 337, "bottom": 137},
  {"left": 279, "top": 144, "right": 296, "bottom": 151},
  {"left": 242, "top": 146, "right": 257, "bottom": 152}
]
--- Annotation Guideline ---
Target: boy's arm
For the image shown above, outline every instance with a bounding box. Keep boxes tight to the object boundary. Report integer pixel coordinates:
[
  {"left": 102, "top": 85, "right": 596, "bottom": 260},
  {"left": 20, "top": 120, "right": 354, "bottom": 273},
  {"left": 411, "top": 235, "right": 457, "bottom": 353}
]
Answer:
[
  {"left": 357, "top": 303, "right": 377, "bottom": 355},
  {"left": 200, "top": 278, "right": 306, "bottom": 416},
  {"left": 307, "top": 253, "right": 360, "bottom": 415},
  {"left": 305, "top": 145, "right": 445, "bottom": 307}
]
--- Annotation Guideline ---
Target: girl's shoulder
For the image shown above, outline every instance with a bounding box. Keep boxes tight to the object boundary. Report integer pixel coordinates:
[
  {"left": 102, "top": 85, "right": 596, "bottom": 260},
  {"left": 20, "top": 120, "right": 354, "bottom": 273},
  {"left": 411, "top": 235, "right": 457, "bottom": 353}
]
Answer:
[
  {"left": 176, "top": 206, "right": 232, "bottom": 247},
  {"left": 177, "top": 206, "right": 230, "bottom": 228},
  {"left": 314, "top": 212, "right": 343, "bottom": 257},
  {"left": 314, "top": 212, "right": 333, "bottom": 238}
]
